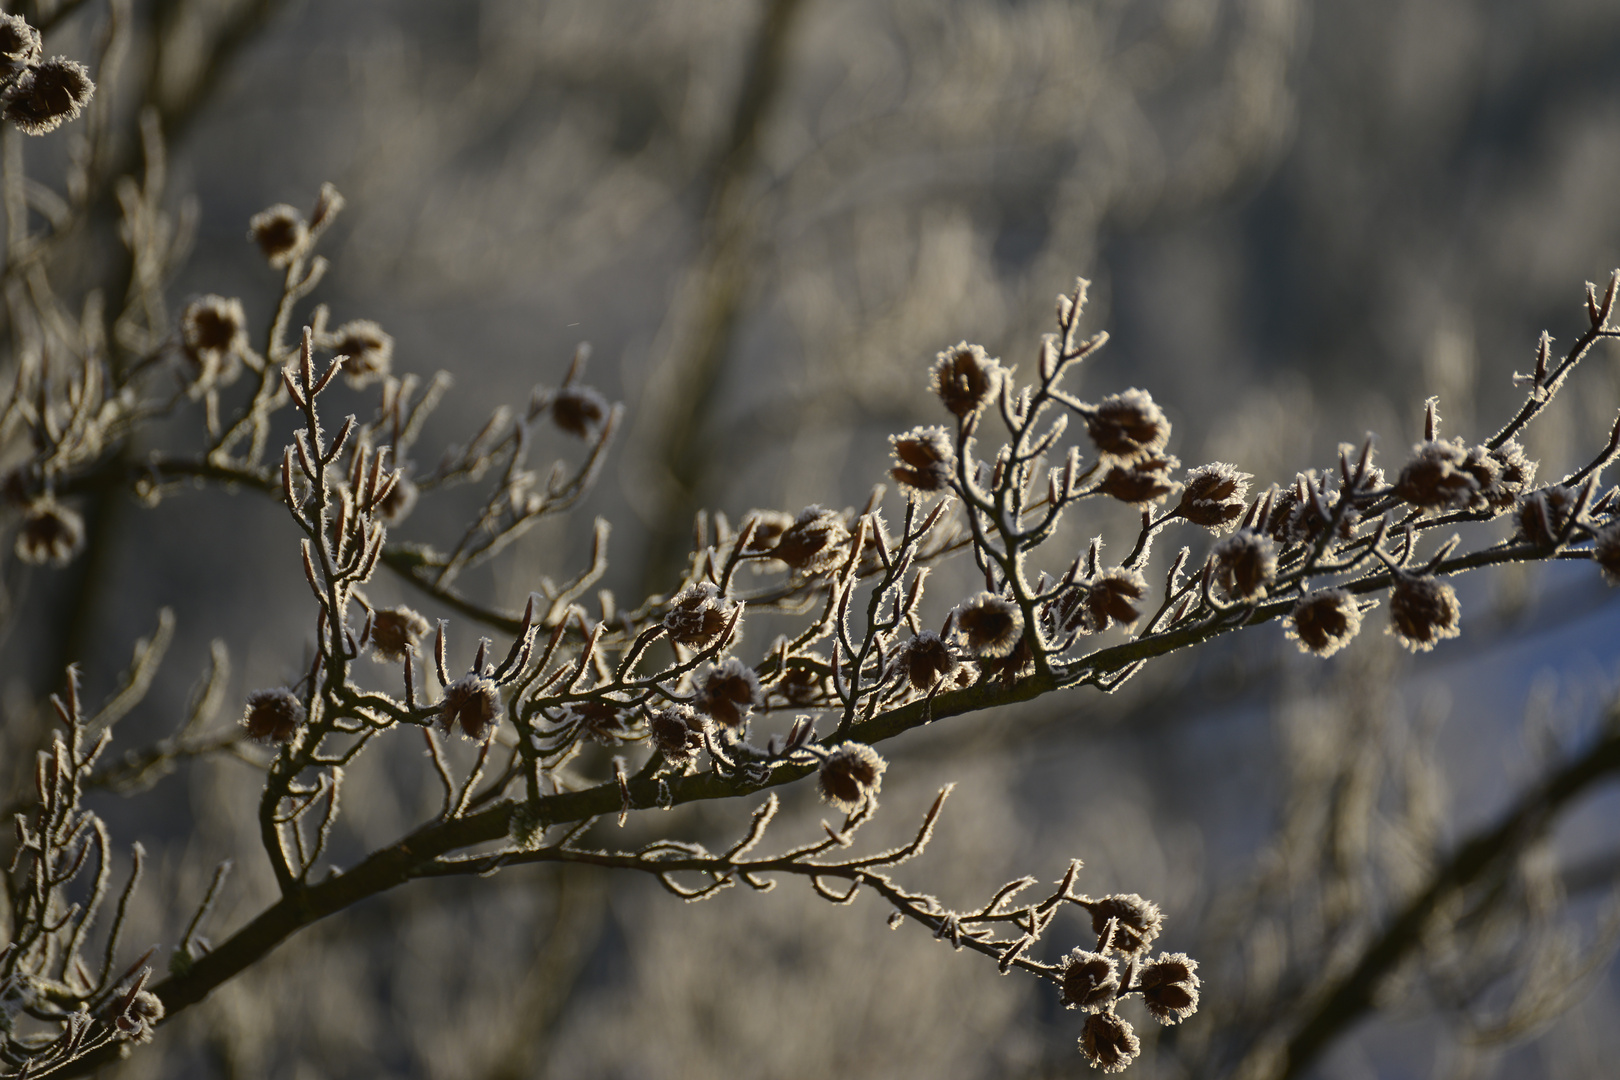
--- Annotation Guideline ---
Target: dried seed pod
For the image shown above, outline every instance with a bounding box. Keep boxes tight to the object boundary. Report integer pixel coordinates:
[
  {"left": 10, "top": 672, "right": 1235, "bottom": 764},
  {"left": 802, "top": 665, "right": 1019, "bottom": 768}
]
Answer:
[
  {"left": 247, "top": 204, "right": 310, "bottom": 268},
  {"left": 1394, "top": 439, "right": 1480, "bottom": 511},
  {"left": 324, "top": 320, "right": 394, "bottom": 388},
  {"left": 1514, "top": 485, "right": 1579, "bottom": 549},
  {"left": 113, "top": 989, "right": 165, "bottom": 1043},
  {"left": 741, "top": 509, "right": 796, "bottom": 554},
  {"left": 2, "top": 57, "right": 92, "bottom": 135},
  {"left": 1175, "top": 462, "right": 1252, "bottom": 530},
  {"left": 773, "top": 650, "right": 829, "bottom": 705},
  {"left": 1059, "top": 949, "right": 1119, "bottom": 1011},
  {"left": 1211, "top": 530, "right": 1276, "bottom": 602},
  {"left": 890, "top": 426, "right": 956, "bottom": 495},
  {"left": 376, "top": 472, "right": 418, "bottom": 525},
  {"left": 889, "top": 630, "right": 958, "bottom": 691},
  {"left": 0, "top": 15, "right": 42, "bottom": 76},
  {"left": 1267, "top": 474, "right": 1356, "bottom": 545},
  {"left": 1137, "top": 952, "right": 1200, "bottom": 1025},
  {"left": 1078, "top": 1012, "right": 1140, "bottom": 1073},
  {"left": 930, "top": 342, "right": 1002, "bottom": 418},
  {"left": 693, "top": 657, "right": 763, "bottom": 729},
  {"left": 662, "top": 581, "right": 736, "bottom": 647},
  {"left": 1595, "top": 522, "right": 1620, "bottom": 585},
  {"left": 818, "top": 741, "right": 886, "bottom": 813},
  {"left": 1096, "top": 453, "right": 1180, "bottom": 507},
  {"left": 181, "top": 295, "right": 249, "bottom": 386},
  {"left": 565, "top": 700, "right": 635, "bottom": 746},
  {"left": 773, "top": 506, "right": 851, "bottom": 574},
  {"left": 1085, "top": 389, "right": 1169, "bottom": 462},
  {"left": 370, "top": 606, "right": 430, "bottom": 663},
  {"left": 1285, "top": 590, "right": 1362, "bottom": 658},
  {"left": 550, "top": 384, "right": 611, "bottom": 440},
  {"left": 1387, "top": 575, "right": 1461, "bottom": 652},
  {"left": 242, "top": 688, "right": 305, "bottom": 744},
  {"left": 1085, "top": 894, "right": 1163, "bottom": 954},
  {"left": 15, "top": 497, "right": 84, "bottom": 566},
  {"left": 950, "top": 592, "right": 1025, "bottom": 658},
  {"left": 647, "top": 704, "right": 708, "bottom": 762},
  {"left": 1467, "top": 441, "right": 1536, "bottom": 513},
  {"left": 438, "top": 675, "right": 501, "bottom": 740}
]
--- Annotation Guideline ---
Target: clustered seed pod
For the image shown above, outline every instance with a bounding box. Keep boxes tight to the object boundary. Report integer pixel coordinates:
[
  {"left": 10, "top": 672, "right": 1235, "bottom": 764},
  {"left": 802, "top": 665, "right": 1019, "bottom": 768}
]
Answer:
[
  {"left": 1387, "top": 575, "right": 1460, "bottom": 652},
  {"left": 324, "top": 320, "right": 394, "bottom": 388},
  {"left": 772, "top": 506, "right": 852, "bottom": 574},
  {"left": 930, "top": 342, "right": 1002, "bottom": 418},
  {"left": 1137, "top": 953, "right": 1200, "bottom": 1025},
  {"left": 550, "top": 384, "right": 611, "bottom": 440},
  {"left": 1468, "top": 441, "right": 1536, "bottom": 513},
  {"left": 1085, "top": 389, "right": 1169, "bottom": 462},
  {"left": 2, "top": 56, "right": 93, "bottom": 135},
  {"left": 889, "top": 630, "right": 958, "bottom": 691},
  {"left": 565, "top": 700, "right": 635, "bottom": 745},
  {"left": 1267, "top": 474, "right": 1356, "bottom": 546},
  {"left": 242, "top": 688, "right": 305, "bottom": 744},
  {"left": 1049, "top": 569, "right": 1148, "bottom": 635},
  {"left": 14, "top": 497, "right": 83, "bottom": 566},
  {"left": 1079, "top": 1012, "right": 1140, "bottom": 1074},
  {"left": 248, "top": 204, "right": 309, "bottom": 268},
  {"left": 950, "top": 592, "right": 1025, "bottom": 658},
  {"left": 370, "top": 606, "right": 430, "bottom": 663},
  {"left": 0, "top": 15, "right": 41, "bottom": 77},
  {"left": 181, "top": 295, "right": 249, "bottom": 386},
  {"left": 1394, "top": 439, "right": 1481, "bottom": 511},
  {"left": 817, "top": 741, "right": 886, "bottom": 813},
  {"left": 1595, "top": 522, "right": 1620, "bottom": 585},
  {"left": 1059, "top": 949, "right": 1119, "bottom": 1010},
  {"left": 1285, "top": 589, "right": 1362, "bottom": 658},
  {"left": 1084, "top": 894, "right": 1163, "bottom": 954},
  {"left": 662, "top": 581, "right": 736, "bottom": 647},
  {"left": 890, "top": 426, "right": 955, "bottom": 495},
  {"left": 693, "top": 657, "right": 763, "bottom": 729},
  {"left": 1515, "top": 485, "right": 1578, "bottom": 549},
  {"left": 647, "top": 704, "right": 707, "bottom": 763},
  {"left": 1176, "top": 462, "right": 1252, "bottom": 531},
  {"left": 438, "top": 674, "right": 501, "bottom": 740},
  {"left": 1211, "top": 530, "right": 1276, "bottom": 602},
  {"left": 1096, "top": 453, "right": 1180, "bottom": 507}
]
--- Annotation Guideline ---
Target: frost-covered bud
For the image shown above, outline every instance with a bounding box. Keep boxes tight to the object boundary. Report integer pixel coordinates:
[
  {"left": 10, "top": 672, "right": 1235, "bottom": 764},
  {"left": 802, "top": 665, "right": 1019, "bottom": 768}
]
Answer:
[
  {"left": 376, "top": 472, "right": 418, "bottom": 525},
  {"left": 1138, "top": 953, "right": 1200, "bottom": 1025},
  {"left": 0, "top": 15, "right": 41, "bottom": 76},
  {"left": 1059, "top": 949, "right": 1119, "bottom": 1011},
  {"left": 1285, "top": 590, "right": 1362, "bottom": 658},
  {"left": 181, "top": 295, "right": 248, "bottom": 386},
  {"left": 1078, "top": 1012, "right": 1140, "bottom": 1073},
  {"left": 662, "top": 581, "right": 736, "bottom": 647},
  {"left": 1394, "top": 439, "right": 1479, "bottom": 511},
  {"left": 3, "top": 57, "right": 92, "bottom": 135},
  {"left": 1388, "top": 575, "right": 1460, "bottom": 652},
  {"left": 15, "top": 497, "right": 83, "bottom": 566},
  {"left": 648, "top": 703, "right": 707, "bottom": 762},
  {"left": 818, "top": 741, "right": 886, "bottom": 813},
  {"left": 551, "top": 384, "right": 611, "bottom": 440},
  {"left": 438, "top": 675, "right": 501, "bottom": 740},
  {"left": 930, "top": 342, "right": 1002, "bottom": 418},
  {"left": 1211, "top": 530, "right": 1276, "bottom": 602},
  {"left": 248, "top": 204, "right": 309, "bottom": 268},
  {"left": 890, "top": 426, "right": 955, "bottom": 495},
  {"left": 890, "top": 630, "right": 958, "bottom": 691},
  {"left": 324, "top": 320, "right": 393, "bottom": 388},
  {"left": 1176, "top": 462, "right": 1252, "bottom": 530},
  {"left": 1085, "top": 389, "right": 1169, "bottom": 463},
  {"left": 1096, "top": 453, "right": 1179, "bottom": 507},
  {"left": 773, "top": 506, "right": 851, "bottom": 574},
  {"left": 1085, "top": 894, "right": 1163, "bottom": 954},
  {"left": 370, "top": 606, "right": 429, "bottom": 663},
  {"left": 693, "top": 657, "right": 762, "bottom": 729},
  {"left": 243, "top": 688, "right": 305, "bottom": 744},
  {"left": 1514, "top": 485, "right": 1579, "bottom": 549},
  {"left": 565, "top": 700, "right": 635, "bottom": 745},
  {"left": 1596, "top": 522, "right": 1620, "bottom": 586},
  {"left": 950, "top": 592, "right": 1025, "bottom": 659}
]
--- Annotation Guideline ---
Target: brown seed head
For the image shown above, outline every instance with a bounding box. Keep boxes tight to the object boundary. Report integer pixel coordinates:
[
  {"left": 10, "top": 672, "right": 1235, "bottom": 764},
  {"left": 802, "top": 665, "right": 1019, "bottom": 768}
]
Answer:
[
  {"left": 370, "top": 606, "right": 430, "bottom": 663},
  {"left": 930, "top": 342, "right": 1002, "bottom": 418},
  {"left": 890, "top": 630, "right": 958, "bottom": 692},
  {"left": 773, "top": 651, "right": 829, "bottom": 705},
  {"left": 773, "top": 506, "right": 851, "bottom": 574},
  {"left": 15, "top": 497, "right": 83, "bottom": 566},
  {"left": 890, "top": 426, "right": 956, "bottom": 495},
  {"left": 1085, "top": 389, "right": 1169, "bottom": 463},
  {"left": 1086, "top": 894, "right": 1163, "bottom": 954},
  {"left": 247, "top": 204, "right": 309, "bottom": 267},
  {"left": 1059, "top": 949, "right": 1119, "bottom": 1011},
  {"left": 376, "top": 472, "right": 418, "bottom": 525},
  {"left": 1515, "top": 485, "right": 1579, "bottom": 549},
  {"left": 693, "top": 657, "right": 763, "bottom": 729},
  {"left": 817, "top": 741, "right": 886, "bottom": 813},
  {"left": 662, "top": 581, "right": 735, "bottom": 647},
  {"left": 1595, "top": 522, "right": 1620, "bottom": 586},
  {"left": 1394, "top": 439, "right": 1480, "bottom": 511},
  {"left": 324, "top": 320, "right": 394, "bottom": 388},
  {"left": 1078, "top": 1012, "right": 1140, "bottom": 1073},
  {"left": 1285, "top": 590, "right": 1362, "bottom": 657},
  {"left": 242, "top": 688, "right": 305, "bottom": 744},
  {"left": 438, "top": 675, "right": 501, "bottom": 740},
  {"left": 566, "top": 700, "right": 635, "bottom": 745},
  {"left": 181, "top": 295, "right": 248, "bottom": 385},
  {"left": 1176, "top": 462, "right": 1252, "bottom": 530},
  {"left": 551, "top": 384, "right": 610, "bottom": 440},
  {"left": 950, "top": 592, "right": 1025, "bottom": 659},
  {"left": 3, "top": 57, "right": 92, "bottom": 135},
  {"left": 741, "top": 509, "right": 796, "bottom": 554},
  {"left": 647, "top": 704, "right": 707, "bottom": 762},
  {"left": 1267, "top": 474, "right": 1357, "bottom": 545},
  {"left": 1388, "top": 575, "right": 1461, "bottom": 652},
  {"left": 0, "top": 15, "right": 41, "bottom": 72},
  {"left": 1097, "top": 453, "right": 1180, "bottom": 507},
  {"left": 1137, "top": 953, "right": 1200, "bottom": 1025},
  {"left": 1211, "top": 530, "right": 1276, "bottom": 602}
]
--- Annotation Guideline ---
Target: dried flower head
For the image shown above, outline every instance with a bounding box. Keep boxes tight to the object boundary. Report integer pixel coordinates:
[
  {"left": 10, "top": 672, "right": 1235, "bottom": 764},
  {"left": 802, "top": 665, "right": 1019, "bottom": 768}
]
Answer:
[
  {"left": 438, "top": 674, "right": 501, "bottom": 740},
  {"left": 0, "top": 15, "right": 41, "bottom": 74},
  {"left": 1467, "top": 441, "right": 1536, "bottom": 513},
  {"left": 1138, "top": 953, "right": 1200, "bottom": 1025},
  {"left": 693, "top": 657, "right": 763, "bottom": 729},
  {"left": 181, "top": 295, "right": 248, "bottom": 386},
  {"left": 818, "top": 741, "right": 886, "bottom": 813},
  {"left": 950, "top": 592, "right": 1025, "bottom": 658},
  {"left": 662, "top": 581, "right": 736, "bottom": 647},
  {"left": 890, "top": 426, "right": 956, "bottom": 495},
  {"left": 773, "top": 506, "right": 851, "bottom": 574},
  {"left": 1515, "top": 485, "right": 1579, "bottom": 549},
  {"left": 376, "top": 472, "right": 418, "bottom": 525},
  {"left": 1096, "top": 453, "right": 1180, "bottom": 507},
  {"left": 1596, "top": 522, "right": 1620, "bottom": 586},
  {"left": 890, "top": 630, "right": 958, "bottom": 692},
  {"left": 1176, "top": 462, "right": 1252, "bottom": 531},
  {"left": 647, "top": 704, "right": 707, "bottom": 763},
  {"left": 1085, "top": 894, "right": 1163, "bottom": 954},
  {"left": 3, "top": 57, "right": 92, "bottom": 135},
  {"left": 1211, "top": 530, "right": 1276, "bottom": 602},
  {"left": 1085, "top": 389, "right": 1170, "bottom": 462},
  {"left": 930, "top": 342, "right": 1003, "bottom": 418},
  {"left": 370, "top": 606, "right": 430, "bottom": 663},
  {"left": 741, "top": 509, "right": 796, "bottom": 554},
  {"left": 248, "top": 204, "right": 309, "bottom": 267},
  {"left": 551, "top": 384, "right": 611, "bottom": 440},
  {"left": 566, "top": 700, "right": 635, "bottom": 745},
  {"left": 1388, "top": 575, "right": 1461, "bottom": 652},
  {"left": 1059, "top": 949, "right": 1119, "bottom": 1011},
  {"left": 15, "top": 497, "right": 83, "bottom": 566},
  {"left": 1394, "top": 439, "right": 1480, "bottom": 511},
  {"left": 325, "top": 320, "right": 394, "bottom": 388},
  {"left": 1079, "top": 1012, "right": 1140, "bottom": 1073},
  {"left": 1052, "top": 568, "right": 1150, "bottom": 635},
  {"left": 242, "top": 688, "right": 305, "bottom": 744},
  {"left": 1285, "top": 590, "right": 1363, "bottom": 657}
]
